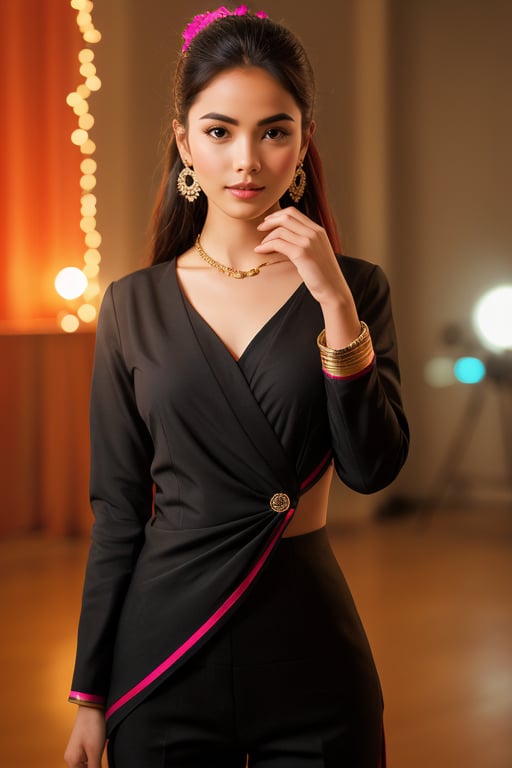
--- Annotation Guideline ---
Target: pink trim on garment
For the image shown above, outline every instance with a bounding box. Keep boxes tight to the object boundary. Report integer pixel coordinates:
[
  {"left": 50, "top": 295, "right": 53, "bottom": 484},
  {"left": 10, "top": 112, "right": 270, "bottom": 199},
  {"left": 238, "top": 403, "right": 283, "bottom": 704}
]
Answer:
[
  {"left": 300, "top": 450, "right": 333, "bottom": 491},
  {"left": 105, "top": 505, "right": 295, "bottom": 721},
  {"left": 322, "top": 355, "right": 376, "bottom": 382},
  {"left": 69, "top": 691, "right": 105, "bottom": 705}
]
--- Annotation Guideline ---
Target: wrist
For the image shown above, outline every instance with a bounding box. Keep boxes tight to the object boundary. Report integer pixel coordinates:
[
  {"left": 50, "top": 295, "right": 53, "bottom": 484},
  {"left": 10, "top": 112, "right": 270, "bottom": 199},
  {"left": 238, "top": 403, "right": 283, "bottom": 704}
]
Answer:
[
  {"left": 318, "top": 292, "right": 351, "bottom": 315},
  {"left": 76, "top": 704, "right": 106, "bottom": 719},
  {"left": 320, "top": 297, "right": 360, "bottom": 349},
  {"left": 69, "top": 690, "right": 105, "bottom": 710}
]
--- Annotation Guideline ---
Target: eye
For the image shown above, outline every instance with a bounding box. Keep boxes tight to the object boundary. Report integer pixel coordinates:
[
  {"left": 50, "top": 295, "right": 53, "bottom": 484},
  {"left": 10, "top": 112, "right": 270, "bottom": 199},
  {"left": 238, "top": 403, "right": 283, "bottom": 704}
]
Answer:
[
  {"left": 264, "top": 127, "right": 289, "bottom": 140},
  {"left": 206, "top": 126, "right": 229, "bottom": 139}
]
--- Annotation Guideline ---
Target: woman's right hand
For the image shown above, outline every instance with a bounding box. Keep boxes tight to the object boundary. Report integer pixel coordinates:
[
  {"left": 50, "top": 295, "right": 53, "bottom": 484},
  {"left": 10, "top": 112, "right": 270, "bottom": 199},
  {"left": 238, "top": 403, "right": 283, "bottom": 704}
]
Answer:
[{"left": 64, "top": 705, "right": 106, "bottom": 768}]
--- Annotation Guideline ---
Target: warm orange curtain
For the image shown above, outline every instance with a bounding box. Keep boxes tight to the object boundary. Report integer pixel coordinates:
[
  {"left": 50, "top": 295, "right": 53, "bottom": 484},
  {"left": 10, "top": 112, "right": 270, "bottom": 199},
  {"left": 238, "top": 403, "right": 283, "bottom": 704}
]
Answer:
[
  {"left": 0, "top": 3, "right": 95, "bottom": 537},
  {"left": 0, "top": 332, "right": 95, "bottom": 537},
  {"left": 0, "top": 1, "right": 83, "bottom": 329}
]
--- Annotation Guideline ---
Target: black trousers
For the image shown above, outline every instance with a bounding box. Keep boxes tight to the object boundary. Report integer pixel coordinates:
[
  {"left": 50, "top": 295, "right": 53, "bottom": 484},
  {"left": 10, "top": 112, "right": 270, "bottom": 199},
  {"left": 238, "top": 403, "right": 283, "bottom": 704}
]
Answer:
[{"left": 107, "top": 527, "right": 385, "bottom": 767}]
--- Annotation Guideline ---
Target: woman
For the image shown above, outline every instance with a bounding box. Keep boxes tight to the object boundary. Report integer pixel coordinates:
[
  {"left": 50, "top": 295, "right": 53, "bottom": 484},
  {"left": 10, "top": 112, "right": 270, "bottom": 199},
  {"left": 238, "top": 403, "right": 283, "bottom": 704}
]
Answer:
[{"left": 65, "top": 7, "right": 409, "bottom": 768}]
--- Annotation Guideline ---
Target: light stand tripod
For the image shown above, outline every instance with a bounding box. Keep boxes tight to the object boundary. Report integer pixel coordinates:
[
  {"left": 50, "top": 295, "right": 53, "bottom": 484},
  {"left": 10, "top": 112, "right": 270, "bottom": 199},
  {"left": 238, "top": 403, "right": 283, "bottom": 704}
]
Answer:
[{"left": 423, "top": 352, "right": 512, "bottom": 516}]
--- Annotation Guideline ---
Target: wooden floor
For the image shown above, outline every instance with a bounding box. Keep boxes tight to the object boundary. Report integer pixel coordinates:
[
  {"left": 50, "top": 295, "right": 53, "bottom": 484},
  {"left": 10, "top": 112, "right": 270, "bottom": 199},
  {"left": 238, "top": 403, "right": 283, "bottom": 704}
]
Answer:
[{"left": 1, "top": 503, "right": 511, "bottom": 767}]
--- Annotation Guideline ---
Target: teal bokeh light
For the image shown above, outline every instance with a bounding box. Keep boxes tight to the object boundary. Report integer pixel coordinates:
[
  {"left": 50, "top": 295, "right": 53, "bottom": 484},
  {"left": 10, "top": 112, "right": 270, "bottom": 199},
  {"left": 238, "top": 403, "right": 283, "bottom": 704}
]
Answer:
[{"left": 453, "top": 356, "right": 486, "bottom": 384}]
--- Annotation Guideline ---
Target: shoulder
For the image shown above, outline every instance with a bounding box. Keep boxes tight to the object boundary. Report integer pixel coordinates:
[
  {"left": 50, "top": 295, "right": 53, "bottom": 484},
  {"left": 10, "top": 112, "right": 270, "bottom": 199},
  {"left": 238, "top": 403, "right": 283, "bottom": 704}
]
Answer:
[
  {"left": 111, "top": 261, "right": 173, "bottom": 295},
  {"left": 336, "top": 253, "right": 381, "bottom": 279},
  {"left": 336, "top": 253, "right": 389, "bottom": 296},
  {"left": 103, "top": 261, "right": 175, "bottom": 310},
  {"left": 97, "top": 261, "right": 177, "bottom": 334}
]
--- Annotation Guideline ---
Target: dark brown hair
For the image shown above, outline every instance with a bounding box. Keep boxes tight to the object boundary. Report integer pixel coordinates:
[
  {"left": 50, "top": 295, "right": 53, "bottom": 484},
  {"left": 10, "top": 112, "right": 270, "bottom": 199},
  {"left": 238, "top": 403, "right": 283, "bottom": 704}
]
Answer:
[{"left": 150, "top": 12, "right": 341, "bottom": 265}]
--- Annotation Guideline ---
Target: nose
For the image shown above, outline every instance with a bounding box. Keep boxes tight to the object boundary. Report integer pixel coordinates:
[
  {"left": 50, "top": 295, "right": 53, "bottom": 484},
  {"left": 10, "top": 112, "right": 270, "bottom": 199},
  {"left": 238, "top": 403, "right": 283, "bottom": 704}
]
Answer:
[{"left": 233, "top": 137, "right": 261, "bottom": 174}]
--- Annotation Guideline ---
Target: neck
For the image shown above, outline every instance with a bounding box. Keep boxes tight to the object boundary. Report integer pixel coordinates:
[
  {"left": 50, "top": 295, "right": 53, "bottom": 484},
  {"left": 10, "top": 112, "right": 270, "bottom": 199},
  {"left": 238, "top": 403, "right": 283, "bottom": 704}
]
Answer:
[{"left": 200, "top": 206, "right": 279, "bottom": 268}]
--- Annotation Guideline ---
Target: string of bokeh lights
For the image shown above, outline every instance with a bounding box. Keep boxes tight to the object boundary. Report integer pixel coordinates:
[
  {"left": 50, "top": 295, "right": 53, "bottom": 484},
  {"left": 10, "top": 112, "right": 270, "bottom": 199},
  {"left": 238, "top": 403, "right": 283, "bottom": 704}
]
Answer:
[{"left": 56, "top": 0, "right": 102, "bottom": 333}]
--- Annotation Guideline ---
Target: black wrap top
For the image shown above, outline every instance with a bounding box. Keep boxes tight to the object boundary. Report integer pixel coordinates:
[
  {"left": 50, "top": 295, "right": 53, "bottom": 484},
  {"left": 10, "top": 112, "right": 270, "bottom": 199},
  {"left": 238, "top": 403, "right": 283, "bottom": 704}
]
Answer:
[{"left": 69, "top": 254, "right": 409, "bottom": 733}]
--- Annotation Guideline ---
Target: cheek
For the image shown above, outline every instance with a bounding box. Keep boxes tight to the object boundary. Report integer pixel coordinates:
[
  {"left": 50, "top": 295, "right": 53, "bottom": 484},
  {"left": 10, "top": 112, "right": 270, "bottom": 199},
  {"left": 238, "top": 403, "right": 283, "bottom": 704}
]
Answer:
[
  {"left": 191, "top": 146, "right": 220, "bottom": 177},
  {"left": 273, "top": 147, "right": 300, "bottom": 176}
]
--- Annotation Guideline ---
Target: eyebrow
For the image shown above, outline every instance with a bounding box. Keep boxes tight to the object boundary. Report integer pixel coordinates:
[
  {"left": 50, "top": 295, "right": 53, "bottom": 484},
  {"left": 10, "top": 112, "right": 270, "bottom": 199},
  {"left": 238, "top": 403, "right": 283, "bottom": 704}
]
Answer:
[{"left": 199, "top": 112, "right": 295, "bottom": 126}]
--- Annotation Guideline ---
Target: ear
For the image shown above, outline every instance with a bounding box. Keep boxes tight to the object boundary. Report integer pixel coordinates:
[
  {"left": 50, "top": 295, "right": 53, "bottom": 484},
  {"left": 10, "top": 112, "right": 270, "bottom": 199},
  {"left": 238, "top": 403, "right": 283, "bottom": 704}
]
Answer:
[
  {"left": 300, "top": 120, "right": 316, "bottom": 160},
  {"left": 173, "top": 119, "right": 191, "bottom": 165}
]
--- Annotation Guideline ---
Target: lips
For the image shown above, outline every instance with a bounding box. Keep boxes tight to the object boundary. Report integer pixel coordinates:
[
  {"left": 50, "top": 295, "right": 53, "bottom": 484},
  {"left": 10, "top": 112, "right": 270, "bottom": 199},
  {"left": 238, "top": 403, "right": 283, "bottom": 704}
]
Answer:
[
  {"left": 227, "top": 184, "right": 264, "bottom": 191},
  {"left": 226, "top": 183, "right": 265, "bottom": 200}
]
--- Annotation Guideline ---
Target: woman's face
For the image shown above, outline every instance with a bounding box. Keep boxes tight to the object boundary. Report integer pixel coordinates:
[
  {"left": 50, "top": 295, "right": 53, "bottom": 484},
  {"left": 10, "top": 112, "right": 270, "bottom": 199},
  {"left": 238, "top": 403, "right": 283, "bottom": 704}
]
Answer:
[{"left": 175, "top": 66, "right": 311, "bottom": 221}]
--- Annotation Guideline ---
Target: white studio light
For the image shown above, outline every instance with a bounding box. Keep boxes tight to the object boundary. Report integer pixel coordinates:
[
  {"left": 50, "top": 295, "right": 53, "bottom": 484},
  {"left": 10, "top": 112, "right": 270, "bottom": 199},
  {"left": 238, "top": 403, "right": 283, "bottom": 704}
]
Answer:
[
  {"left": 55, "top": 267, "right": 88, "bottom": 300},
  {"left": 472, "top": 285, "right": 512, "bottom": 352}
]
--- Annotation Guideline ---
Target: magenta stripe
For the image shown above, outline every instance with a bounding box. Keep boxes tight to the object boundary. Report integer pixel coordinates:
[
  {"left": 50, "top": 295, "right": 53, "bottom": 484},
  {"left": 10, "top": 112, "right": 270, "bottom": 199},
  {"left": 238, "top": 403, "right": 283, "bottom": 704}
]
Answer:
[
  {"left": 299, "top": 450, "right": 332, "bottom": 491},
  {"left": 106, "top": 505, "right": 295, "bottom": 721},
  {"left": 69, "top": 691, "right": 105, "bottom": 705},
  {"left": 323, "top": 356, "right": 375, "bottom": 381}
]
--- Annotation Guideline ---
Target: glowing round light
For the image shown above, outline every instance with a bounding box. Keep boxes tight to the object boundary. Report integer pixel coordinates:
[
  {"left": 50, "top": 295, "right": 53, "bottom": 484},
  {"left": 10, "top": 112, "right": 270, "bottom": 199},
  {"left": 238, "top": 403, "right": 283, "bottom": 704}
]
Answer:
[
  {"left": 84, "top": 282, "right": 101, "bottom": 300},
  {"left": 77, "top": 303, "right": 97, "bottom": 323},
  {"left": 78, "top": 48, "right": 95, "bottom": 64},
  {"left": 454, "top": 357, "right": 486, "bottom": 384},
  {"left": 473, "top": 285, "right": 512, "bottom": 351},
  {"left": 66, "top": 91, "right": 81, "bottom": 107},
  {"left": 424, "top": 356, "right": 456, "bottom": 388},
  {"left": 81, "top": 205, "right": 96, "bottom": 219},
  {"left": 80, "top": 174, "right": 97, "bottom": 191},
  {"left": 80, "top": 62, "right": 96, "bottom": 78},
  {"left": 71, "top": 128, "right": 88, "bottom": 146},
  {"left": 80, "top": 158, "right": 97, "bottom": 174},
  {"left": 83, "top": 29, "right": 102, "bottom": 44},
  {"left": 83, "top": 262, "right": 100, "bottom": 279},
  {"left": 60, "top": 314, "right": 80, "bottom": 333},
  {"left": 81, "top": 195, "right": 97, "bottom": 216},
  {"left": 77, "top": 11, "right": 92, "bottom": 27},
  {"left": 79, "top": 113, "right": 95, "bottom": 130},
  {"left": 84, "top": 248, "right": 101, "bottom": 264},
  {"left": 85, "top": 230, "right": 102, "bottom": 248},
  {"left": 86, "top": 75, "right": 102, "bottom": 92},
  {"left": 80, "top": 139, "right": 96, "bottom": 155},
  {"left": 76, "top": 84, "right": 91, "bottom": 99},
  {"left": 55, "top": 267, "right": 88, "bottom": 300},
  {"left": 80, "top": 216, "right": 97, "bottom": 233},
  {"left": 73, "top": 101, "right": 89, "bottom": 117}
]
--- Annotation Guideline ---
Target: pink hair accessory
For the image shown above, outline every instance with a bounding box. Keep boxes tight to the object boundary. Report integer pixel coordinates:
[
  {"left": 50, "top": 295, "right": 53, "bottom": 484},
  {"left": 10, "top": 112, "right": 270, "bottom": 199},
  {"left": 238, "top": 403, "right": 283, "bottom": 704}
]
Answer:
[{"left": 182, "top": 6, "right": 269, "bottom": 52}]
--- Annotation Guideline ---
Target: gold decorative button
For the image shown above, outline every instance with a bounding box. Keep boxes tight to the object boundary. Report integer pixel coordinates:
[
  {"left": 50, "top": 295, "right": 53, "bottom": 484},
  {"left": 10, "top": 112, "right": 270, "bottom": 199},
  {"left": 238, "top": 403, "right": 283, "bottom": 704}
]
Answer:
[{"left": 270, "top": 493, "right": 291, "bottom": 513}]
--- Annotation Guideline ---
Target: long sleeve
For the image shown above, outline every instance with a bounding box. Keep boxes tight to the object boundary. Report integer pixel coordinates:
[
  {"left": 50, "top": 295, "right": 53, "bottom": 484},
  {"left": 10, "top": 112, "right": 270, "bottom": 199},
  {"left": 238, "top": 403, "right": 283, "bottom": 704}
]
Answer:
[
  {"left": 69, "top": 283, "right": 154, "bottom": 702},
  {"left": 324, "top": 262, "right": 409, "bottom": 494}
]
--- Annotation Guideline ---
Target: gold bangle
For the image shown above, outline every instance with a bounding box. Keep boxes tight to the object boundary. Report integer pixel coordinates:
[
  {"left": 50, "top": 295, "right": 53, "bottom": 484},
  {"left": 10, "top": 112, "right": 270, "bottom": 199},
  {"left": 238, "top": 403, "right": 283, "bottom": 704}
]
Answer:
[
  {"left": 68, "top": 698, "right": 105, "bottom": 710},
  {"left": 317, "top": 322, "right": 374, "bottom": 377},
  {"left": 317, "top": 322, "right": 369, "bottom": 355}
]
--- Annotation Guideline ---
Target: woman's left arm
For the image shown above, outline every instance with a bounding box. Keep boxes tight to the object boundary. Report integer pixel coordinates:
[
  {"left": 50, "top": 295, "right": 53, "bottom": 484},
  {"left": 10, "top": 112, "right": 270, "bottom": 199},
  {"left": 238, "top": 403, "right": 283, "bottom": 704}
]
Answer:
[
  {"left": 320, "top": 261, "right": 410, "bottom": 492},
  {"left": 256, "top": 208, "right": 409, "bottom": 493}
]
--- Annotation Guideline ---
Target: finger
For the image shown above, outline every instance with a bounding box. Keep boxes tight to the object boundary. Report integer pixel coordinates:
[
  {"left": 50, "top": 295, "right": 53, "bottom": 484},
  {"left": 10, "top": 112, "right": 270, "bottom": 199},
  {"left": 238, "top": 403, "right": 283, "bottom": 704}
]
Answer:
[
  {"left": 258, "top": 206, "right": 317, "bottom": 230},
  {"left": 64, "top": 745, "right": 87, "bottom": 768},
  {"left": 263, "top": 205, "right": 310, "bottom": 223},
  {"left": 258, "top": 221, "right": 316, "bottom": 244},
  {"left": 254, "top": 235, "right": 309, "bottom": 259},
  {"left": 85, "top": 744, "right": 103, "bottom": 768},
  {"left": 255, "top": 222, "right": 316, "bottom": 254}
]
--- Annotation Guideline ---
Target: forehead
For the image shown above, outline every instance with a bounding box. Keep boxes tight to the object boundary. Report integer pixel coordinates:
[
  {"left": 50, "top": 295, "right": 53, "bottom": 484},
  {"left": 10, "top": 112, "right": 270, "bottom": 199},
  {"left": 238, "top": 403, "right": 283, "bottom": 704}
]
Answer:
[{"left": 189, "top": 66, "right": 300, "bottom": 119}]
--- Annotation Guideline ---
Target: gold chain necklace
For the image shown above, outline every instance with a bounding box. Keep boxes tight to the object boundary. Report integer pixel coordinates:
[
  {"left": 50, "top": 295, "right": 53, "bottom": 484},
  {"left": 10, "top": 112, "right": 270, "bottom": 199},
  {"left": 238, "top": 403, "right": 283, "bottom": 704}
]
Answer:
[{"left": 195, "top": 235, "right": 284, "bottom": 279}]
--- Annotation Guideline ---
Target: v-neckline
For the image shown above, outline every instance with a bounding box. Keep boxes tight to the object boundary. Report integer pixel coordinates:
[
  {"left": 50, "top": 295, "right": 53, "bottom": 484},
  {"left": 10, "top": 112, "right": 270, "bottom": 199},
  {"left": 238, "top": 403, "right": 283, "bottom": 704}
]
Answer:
[{"left": 174, "top": 259, "right": 305, "bottom": 364}]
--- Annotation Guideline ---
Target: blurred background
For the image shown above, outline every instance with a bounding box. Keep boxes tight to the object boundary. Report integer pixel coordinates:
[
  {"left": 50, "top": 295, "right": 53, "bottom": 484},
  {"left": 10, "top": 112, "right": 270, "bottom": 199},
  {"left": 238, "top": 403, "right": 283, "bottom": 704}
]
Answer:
[{"left": 1, "top": 0, "right": 511, "bottom": 766}]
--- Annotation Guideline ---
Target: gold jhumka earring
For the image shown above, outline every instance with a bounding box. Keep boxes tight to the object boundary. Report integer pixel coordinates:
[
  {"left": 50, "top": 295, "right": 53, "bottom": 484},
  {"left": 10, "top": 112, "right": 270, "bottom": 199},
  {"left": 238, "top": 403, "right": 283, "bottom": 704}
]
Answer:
[
  {"left": 177, "top": 163, "right": 202, "bottom": 202},
  {"left": 288, "top": 161, "right": 306, "bottom": 203}
]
